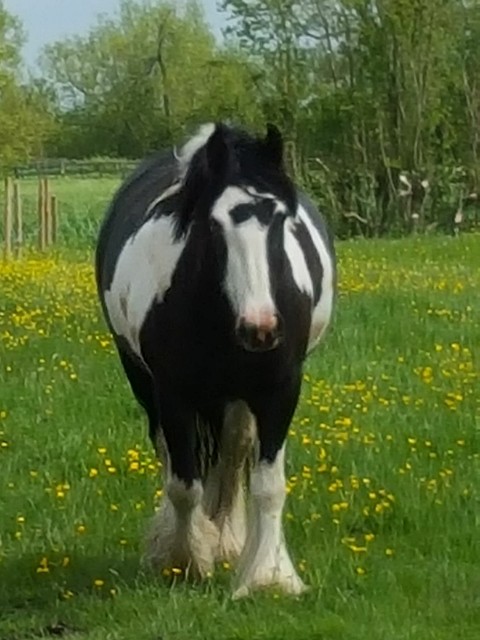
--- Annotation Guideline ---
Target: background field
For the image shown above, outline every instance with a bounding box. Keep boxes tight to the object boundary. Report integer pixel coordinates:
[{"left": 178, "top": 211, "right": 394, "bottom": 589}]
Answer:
[
  {"left": 0, "top": 177, "right": 120, "bottom": 249},
  {"left": 0, "top": 231, "right": 479, "bottom": 640}
]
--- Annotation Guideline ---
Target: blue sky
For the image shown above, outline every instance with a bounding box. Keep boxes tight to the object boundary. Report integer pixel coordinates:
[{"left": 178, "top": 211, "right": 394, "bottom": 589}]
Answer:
[{"left": 4, "top": 0, "right": 226, "bottom": 68}]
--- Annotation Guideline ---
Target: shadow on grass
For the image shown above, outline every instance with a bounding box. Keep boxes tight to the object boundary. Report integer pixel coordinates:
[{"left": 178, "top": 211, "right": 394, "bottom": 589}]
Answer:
[
  {"left": 0, "top": 550, "right": 147, "bottom": 612},
  {"left": 0, "top": 548, "right": 234, "bottom": 610},
  {"left": 0, "top": 550, "right": 235, "bottom": 639}
]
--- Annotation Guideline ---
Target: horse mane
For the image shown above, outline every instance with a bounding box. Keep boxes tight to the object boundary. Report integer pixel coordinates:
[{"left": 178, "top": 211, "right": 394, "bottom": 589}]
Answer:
[{"left": 173, "top": 122, "right": 297, "bottom": 236}]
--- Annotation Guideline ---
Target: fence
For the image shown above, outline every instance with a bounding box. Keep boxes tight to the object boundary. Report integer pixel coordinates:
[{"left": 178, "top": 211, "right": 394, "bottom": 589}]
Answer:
[
  {"left": 3, "top": 177, "right": 58, "bottom": 259},
  {"left": 13, "top": 158, "right": 138, "bottom": 179}
]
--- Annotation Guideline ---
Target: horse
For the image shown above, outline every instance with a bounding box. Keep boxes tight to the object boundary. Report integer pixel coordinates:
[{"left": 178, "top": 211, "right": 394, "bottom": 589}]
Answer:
[{"left": 95, "top": 122, "right": 336, "bottom": 598}]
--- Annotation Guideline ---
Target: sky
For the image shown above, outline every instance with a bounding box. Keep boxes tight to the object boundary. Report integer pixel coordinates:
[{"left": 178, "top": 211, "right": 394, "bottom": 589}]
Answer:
[{"left": 4, "top": 0, "right": 227, "bottom": 69}]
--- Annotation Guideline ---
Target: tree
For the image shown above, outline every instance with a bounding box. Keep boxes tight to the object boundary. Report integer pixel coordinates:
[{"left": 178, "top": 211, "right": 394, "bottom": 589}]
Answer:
[
  {"left": 0, "top": 1, "right": 53, "bottom": 171},
  {"left": 221, "top": 0, "right": 472, "bottom": 235},
  {"left": 221, "top": 0, "right": 313, "bottom": 172},
  {"left": 41, "top": 0, "right": 263, "bottom": 158}
]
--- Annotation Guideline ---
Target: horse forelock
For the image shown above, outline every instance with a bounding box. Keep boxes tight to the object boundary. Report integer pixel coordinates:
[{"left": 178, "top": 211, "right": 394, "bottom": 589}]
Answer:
[
  {"left": 174, "top": 123, "right": 297, "bottom": 227},
  {"left": 176, "top": 123, "right": 216, "bottom": 178}
]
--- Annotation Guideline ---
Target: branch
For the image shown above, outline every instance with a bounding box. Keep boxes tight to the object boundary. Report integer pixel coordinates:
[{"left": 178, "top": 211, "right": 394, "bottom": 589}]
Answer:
[{"left": 343, "top": 211, "right": 369, "bottom": 225}]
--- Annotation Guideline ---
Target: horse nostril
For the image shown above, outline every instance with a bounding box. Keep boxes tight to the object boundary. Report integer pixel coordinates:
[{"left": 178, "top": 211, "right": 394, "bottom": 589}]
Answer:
[
  {"left": 257, "top": 329, "right": 268, "bottom": 343},
  {"left": 236, "top": 320, "right": 283, "bottom": 352},
  {"left": 236, "top": 322, "right": 249, "bottom": 344}
]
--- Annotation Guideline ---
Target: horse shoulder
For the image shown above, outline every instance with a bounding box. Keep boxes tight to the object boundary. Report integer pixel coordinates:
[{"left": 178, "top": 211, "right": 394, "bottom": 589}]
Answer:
[{"left": 104, "top": 214, "right": 187, "bottom": 358}]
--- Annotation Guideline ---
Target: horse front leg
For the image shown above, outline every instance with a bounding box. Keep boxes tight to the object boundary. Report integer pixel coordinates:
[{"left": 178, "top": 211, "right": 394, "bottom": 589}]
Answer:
[
  {"left": 145, "top": 393, "right": 219, "bottom": 579},
  {"left": 233, "top": 372, "right": 307, "bottom": 598}
]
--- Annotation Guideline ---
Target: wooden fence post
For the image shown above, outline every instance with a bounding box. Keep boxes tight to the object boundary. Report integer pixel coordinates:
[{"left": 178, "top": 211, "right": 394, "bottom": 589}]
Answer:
[
  {"left": 38, "top": 178, "right": 46, "bottom": 250},
  {"left": 3, "top": 177, "right": 13, "bottom": 259},
  {"left": 50, "top": 195, "right": 58, "bottom": 244},
  {"left": 13, "top": 179, "right": 22, "bottom": 257},
  {"left": 44, "top": 178, "right": 52, "bottom": 246}
]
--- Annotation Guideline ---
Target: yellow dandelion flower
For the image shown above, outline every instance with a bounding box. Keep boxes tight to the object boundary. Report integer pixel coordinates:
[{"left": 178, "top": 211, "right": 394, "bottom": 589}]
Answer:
[{"left": 36, "top": 557, "right": 50, "bottom": 574}]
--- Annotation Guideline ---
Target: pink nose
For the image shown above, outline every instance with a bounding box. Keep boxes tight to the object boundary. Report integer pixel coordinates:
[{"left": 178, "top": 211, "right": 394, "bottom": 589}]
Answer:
[
  {"left": 236, "top": 310, "right": 283, "bottom": 352},
  {"left": 241, "top": 310, "right": 278, "bottom": 334}
]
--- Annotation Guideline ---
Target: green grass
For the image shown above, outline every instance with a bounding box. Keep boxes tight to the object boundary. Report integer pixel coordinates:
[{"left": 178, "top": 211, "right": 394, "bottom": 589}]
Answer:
[{"left": 0, "top": 234, "right": 479, "bottom": 640}]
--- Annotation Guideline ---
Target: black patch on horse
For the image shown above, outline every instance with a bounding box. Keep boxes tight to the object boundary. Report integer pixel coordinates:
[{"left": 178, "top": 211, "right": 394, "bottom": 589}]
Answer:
[{"left": 230, "top": 199, "right": 277, "bottom": 226}]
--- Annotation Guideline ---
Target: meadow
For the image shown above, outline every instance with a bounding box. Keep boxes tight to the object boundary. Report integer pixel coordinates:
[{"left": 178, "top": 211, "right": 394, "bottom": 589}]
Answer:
[{"left": 0, "top": 184, "right": 479, "bottom": 639}]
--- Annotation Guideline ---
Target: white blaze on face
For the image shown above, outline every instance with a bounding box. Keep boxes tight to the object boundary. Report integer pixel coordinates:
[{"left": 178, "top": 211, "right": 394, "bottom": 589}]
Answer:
[{"left": 211, "top": 186, "right": 277, "bottom": 325}]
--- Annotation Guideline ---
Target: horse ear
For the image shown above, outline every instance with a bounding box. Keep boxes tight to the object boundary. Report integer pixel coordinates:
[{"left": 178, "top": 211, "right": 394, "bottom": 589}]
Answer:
[
  {"left": 264, "top": 123, "right": 284, "bottom": 166},
  {"left": 205, "top": 124, "right": 230, "bottom": 178}
]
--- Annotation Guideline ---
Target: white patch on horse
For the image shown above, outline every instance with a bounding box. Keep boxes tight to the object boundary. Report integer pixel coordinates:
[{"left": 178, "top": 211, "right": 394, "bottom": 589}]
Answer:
[
  {"left": 146, "top": 477, "right": 219, "bottom": 578},
  {"left": 233, "top": 444, "right": 306, "bottom": 598},
  {"left": 283, "top": 218, "right": 314, "bottom": 297},
  {"left": 211, "top": 186, "right": 277, "bottom": 318},
  {"left": 297, "top": 204, "right": 335, "bottom": 352},
  {"left": 203, "top": 400, "right": 255, "bottom": 561},
  {"left": 104, "top": 215, "right": 187, "bottom": 360},
  {"left": 177, "top": 123, "right": 216, "bottom": 177}
]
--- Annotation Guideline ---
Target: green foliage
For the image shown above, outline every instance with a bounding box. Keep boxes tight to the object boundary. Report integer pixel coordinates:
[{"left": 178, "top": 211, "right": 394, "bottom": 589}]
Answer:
[
  {"left": 40, "top": 0, "right": 263, "bottom": 157},
  {"left": 223, "top": 0, "right": 480, "bottom": 235},
  {"left": 0, "top": 2, "right": 54, "bottom": 171},
  {"left": 0, "top": 81, "right": 55, "bottom": 170}
]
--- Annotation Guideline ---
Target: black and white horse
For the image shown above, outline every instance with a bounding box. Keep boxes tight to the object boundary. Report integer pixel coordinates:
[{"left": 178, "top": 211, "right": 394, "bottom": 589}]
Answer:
[{"left": 95, "top": 123, "right": 336, "bottom": 598}]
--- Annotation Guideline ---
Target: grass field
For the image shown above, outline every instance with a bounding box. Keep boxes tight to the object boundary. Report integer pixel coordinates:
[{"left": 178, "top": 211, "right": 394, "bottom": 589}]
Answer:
[{"left": 0, "top": 233, "right": 479, "bottom": 640}]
